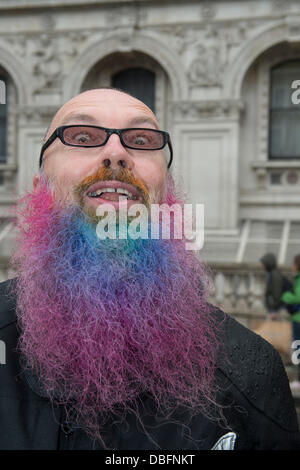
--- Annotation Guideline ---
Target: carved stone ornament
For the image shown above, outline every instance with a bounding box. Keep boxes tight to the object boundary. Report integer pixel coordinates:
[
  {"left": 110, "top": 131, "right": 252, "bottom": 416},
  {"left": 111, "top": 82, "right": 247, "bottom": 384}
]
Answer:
[
  {"left": 17, "top": 106, "right": 59, "bottom": 125},
  {"left": 287, "top": 20, "right": 300, "bottom": 43},
  {"left": 32, "top": 33, "right": 63, "bottom": 94},
  {"left": 185, "top": 18, "right": 267, "bottom": 89},
  {"left": 188, "top": 44, "right": 225, "bottom": 88},
  {"left": 171, "top": 100, "right": 244, "bottom": 120},
  {"left": 156, "top": 25, "right": 196, "bottom": 56},
  {"left": 200, "top": 2, "right": 217, "bottom": 20},
  {"left": 0, "top": 35, "right": 26, "bottom": 59},
  {"left": 0, "top": 31, "right": 90, "bottom": 96}
]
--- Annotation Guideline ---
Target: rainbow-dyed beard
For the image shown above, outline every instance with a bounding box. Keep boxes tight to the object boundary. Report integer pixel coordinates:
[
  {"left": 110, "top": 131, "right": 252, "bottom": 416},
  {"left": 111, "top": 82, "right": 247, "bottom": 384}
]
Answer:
[{"left": 12, "top": 176, "right": 220, "bottom": 447}]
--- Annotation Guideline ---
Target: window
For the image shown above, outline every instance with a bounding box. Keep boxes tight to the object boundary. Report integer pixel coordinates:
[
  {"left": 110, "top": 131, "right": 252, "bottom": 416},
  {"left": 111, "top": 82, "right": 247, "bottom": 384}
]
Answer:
[
  {"left": 269, "top": 60, "right": 300, "bottom": 159},
  {"left": 112, "top": 68, "right": 156, "bottom": 113},
  {"left": 0, "top": 75, "right": 6, "bottom": 163}
]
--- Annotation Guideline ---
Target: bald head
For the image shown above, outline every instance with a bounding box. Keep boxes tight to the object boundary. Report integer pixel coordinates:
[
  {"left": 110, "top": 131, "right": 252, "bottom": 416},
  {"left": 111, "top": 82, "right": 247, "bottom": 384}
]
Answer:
[{"left": 45, "top": 88, "right": 160, "bottom": 142}]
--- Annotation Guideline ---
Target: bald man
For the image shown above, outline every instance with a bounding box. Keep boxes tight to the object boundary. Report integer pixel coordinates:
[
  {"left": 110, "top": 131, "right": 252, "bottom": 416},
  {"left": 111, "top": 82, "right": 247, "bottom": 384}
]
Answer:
[{"left": 0, "top": 88, "right": 300, "bottom": 451}]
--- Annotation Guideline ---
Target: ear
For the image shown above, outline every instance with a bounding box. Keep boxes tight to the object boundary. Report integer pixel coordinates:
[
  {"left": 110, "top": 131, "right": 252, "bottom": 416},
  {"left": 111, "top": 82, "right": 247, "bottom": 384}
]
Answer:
[{"left": 33, "top": 174, "right": 40, "bottom": 191}]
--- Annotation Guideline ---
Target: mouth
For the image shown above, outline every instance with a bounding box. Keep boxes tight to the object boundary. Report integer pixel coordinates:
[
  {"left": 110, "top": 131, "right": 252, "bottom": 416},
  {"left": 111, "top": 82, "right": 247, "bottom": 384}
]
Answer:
[{"left": 84, "top": 180, "right": 144, "bottom": 208}]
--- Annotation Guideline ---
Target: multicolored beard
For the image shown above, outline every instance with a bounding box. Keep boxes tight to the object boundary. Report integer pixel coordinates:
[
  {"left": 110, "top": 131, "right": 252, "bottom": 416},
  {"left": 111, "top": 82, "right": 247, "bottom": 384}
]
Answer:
[{"left": 11, "top": 175, "right": 220, "bottom": 447}]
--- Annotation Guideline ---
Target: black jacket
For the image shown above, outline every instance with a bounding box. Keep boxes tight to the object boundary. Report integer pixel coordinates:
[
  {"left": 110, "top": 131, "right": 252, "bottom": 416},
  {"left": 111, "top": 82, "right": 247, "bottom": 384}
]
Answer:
[{"left": 0, "top": 279, "right": 300, "bottom": 450}]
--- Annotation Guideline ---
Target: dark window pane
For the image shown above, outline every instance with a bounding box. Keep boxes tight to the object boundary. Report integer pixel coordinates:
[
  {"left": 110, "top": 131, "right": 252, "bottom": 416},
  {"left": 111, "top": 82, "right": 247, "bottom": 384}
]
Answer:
[
  {"left": 270, "top": 109, "right": 300, "bottom": 157},
  {"left": 112, "top": 68, "right": 155, "bottom": 113},
  {"left": 269, "top": 61, "right": 300, "bottom": 159}
]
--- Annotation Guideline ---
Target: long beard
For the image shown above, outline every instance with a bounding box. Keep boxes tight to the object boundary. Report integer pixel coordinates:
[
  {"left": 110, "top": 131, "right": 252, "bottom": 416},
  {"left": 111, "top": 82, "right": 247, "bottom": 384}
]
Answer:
[{"left": 11, "top": 176, "right": 220, "bottom": 446}]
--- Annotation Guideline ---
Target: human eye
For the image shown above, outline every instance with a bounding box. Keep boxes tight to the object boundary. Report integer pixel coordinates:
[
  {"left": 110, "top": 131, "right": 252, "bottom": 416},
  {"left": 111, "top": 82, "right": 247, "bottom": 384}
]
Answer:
[
  {"left": 64, "top": 127, "right": 100, "bottom": 146},
  {"left": 125, "top": 130, "right": 156, "bottom": 148},
  {"left": 72, "top": 131, "right": 93, "bottom": 144},
  {"left": 134, "top": 134, "right": 149, "bottom": 145}
]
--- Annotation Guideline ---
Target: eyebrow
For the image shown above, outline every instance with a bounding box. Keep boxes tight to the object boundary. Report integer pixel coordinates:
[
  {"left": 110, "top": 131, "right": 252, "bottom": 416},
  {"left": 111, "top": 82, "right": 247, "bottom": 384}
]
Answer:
[{"left": 59, "top": 113, "right": 159, "bottom": 130}]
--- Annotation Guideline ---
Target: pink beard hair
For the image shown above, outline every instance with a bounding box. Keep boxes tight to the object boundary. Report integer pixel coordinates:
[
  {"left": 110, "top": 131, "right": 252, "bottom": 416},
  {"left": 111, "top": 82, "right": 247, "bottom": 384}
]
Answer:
[{"left": 11, "top": 173, "right": 222, "bottom": 447}]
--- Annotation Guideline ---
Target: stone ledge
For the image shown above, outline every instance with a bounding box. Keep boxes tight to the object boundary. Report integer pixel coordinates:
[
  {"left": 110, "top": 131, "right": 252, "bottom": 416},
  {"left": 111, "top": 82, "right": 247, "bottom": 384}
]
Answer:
[{"left": 0, "top": 0, "right": 193, "bottom": 10}]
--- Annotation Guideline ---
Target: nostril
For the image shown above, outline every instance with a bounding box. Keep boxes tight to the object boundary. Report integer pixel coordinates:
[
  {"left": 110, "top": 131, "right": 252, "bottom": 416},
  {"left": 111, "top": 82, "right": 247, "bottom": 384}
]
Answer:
[
  {"left": 118, "top": 160, "right": 126, "bottom": 168},
  {"left": 103, "top": 158, "right": 111, "bottom": 168}
]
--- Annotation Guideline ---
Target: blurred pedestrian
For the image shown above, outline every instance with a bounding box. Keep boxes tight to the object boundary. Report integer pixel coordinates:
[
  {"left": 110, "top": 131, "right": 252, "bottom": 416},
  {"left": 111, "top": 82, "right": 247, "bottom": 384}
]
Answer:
[{"left": 260, "top": 253, "right": 285, "bottom": 320}]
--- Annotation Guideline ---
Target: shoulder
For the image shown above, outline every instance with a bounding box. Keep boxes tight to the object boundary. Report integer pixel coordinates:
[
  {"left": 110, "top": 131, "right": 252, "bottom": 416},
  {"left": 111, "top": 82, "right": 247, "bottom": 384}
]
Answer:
[
  {"left": 0, "top": 278, "right": 17, "bottom": 329},
  {"left": 211, "top": 304, "right": 298, "bottom": 432},
  {"left": 211, "top": 304, "right": 276, "bottom": 376}
]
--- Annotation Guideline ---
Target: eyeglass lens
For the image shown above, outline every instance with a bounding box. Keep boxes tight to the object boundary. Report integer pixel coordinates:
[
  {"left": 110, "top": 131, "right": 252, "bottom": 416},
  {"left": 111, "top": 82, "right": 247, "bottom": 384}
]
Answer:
[{"left": 62, "top": 126, "right": 165, "bottom": 149}]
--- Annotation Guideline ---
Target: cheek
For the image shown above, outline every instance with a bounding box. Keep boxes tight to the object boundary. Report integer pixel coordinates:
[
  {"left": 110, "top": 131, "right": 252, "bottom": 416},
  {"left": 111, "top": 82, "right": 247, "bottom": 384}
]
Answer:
[
  {"left": 147, "top": 173, "right": 165, "bottom": 192},
  {"left": 43, "top": 156, "right": 93, "bottom": 202},
  {"left": 136, "top": 161, "right": 167, "bottom": 201}
]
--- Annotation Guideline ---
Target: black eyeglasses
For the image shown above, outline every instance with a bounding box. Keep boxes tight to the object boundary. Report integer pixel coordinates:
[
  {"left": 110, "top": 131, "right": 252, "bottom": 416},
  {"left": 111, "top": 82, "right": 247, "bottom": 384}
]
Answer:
[{"left": 39, "top": 125, "right": 173, "bottom": 168}]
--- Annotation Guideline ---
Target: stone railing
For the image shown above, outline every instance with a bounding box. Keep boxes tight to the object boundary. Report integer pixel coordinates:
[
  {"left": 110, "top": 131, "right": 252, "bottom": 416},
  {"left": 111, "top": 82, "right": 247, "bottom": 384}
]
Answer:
[
  {"left": 207, "top": 262, "right": 293, "bottom": 329},
  {"left": 251, "top": 161, "right": 300, "bottom": 190},
  {"left": 208, "top": 262, "right": 298, "bottom": 376}
]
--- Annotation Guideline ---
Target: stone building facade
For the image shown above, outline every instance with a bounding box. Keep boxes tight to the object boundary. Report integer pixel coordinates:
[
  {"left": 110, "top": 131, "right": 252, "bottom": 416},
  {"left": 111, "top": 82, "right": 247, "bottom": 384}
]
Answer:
[{"left": 1, "top": 0, "right": 300, "bottom": 326}]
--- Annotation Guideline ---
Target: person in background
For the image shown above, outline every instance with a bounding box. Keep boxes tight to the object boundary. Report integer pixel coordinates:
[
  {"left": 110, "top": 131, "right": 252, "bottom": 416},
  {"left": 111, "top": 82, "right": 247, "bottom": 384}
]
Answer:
[
  {"left": 260, "top": 253, "right": 285, "bottom": 320},
  {"left": 281, "top": 254, "right": 300, "bottom": 391}
]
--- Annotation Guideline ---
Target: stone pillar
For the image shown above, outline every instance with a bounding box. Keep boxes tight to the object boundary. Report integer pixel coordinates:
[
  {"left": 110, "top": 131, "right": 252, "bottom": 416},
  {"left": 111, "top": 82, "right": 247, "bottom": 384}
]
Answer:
[{"left": 170, "top": 100, "right": 244, "bottom": 230}]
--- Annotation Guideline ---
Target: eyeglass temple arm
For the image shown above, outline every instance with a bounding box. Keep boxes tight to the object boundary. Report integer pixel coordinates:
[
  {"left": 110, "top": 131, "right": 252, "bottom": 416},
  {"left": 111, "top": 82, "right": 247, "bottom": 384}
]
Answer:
[
  {"left": 39, "top": 129, "right": 59, "bottom": 168},
  {"left": 167, "top": 137, "right": 173, "bottom": 169}
]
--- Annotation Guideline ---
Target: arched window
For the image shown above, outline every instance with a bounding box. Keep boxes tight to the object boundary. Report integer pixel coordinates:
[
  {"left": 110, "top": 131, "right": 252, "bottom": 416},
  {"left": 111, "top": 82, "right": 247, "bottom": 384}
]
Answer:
[
  {"left": 269, "top": 60, "right": 300, "bottom": 159},
  {"left": 112, "top": 68, "right": 156, "bottom": 113},
  {"left": 0, "top": 75, "right": 7, "bottom": 163}
]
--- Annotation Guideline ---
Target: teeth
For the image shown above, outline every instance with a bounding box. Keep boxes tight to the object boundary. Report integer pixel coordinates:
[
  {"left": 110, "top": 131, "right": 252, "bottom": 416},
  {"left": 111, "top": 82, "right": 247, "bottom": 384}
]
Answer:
[
  {"left": 101, "top": 188, "right": 115, "bottom": 193},
  {"left": 116, "top": 188, "right": 133, "bottom": 198},
  {"left": 87, "top": 187, "right": 136, "bottom": 199},
  {"left": 87, "top": 187, "right": 115, "bottom": 197}
]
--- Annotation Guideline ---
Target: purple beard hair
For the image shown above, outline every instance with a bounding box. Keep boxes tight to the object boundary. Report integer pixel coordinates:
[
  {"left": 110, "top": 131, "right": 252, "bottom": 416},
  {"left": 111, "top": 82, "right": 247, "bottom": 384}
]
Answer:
[{"left": 11, "top": 175, "right": 221, "bottom": 447}]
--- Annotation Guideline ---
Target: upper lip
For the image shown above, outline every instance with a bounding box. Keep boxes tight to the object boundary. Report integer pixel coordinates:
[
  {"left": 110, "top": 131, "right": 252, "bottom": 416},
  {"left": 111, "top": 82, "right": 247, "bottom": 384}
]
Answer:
[{"left": 85, "top": 180, "right": 142, "bottom": 200}]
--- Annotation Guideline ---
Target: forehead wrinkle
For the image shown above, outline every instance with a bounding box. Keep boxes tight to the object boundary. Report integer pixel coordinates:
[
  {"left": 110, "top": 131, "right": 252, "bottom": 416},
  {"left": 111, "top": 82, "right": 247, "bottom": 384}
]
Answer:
[
  {"left": 60, "top": 113, "right": 99, "bottom": 126},
  {"left": 127, "top": 116, "right": 159, "bottom": 130},
  {"left": 47, "top": 94, "right": 161, "bottom": 140}
]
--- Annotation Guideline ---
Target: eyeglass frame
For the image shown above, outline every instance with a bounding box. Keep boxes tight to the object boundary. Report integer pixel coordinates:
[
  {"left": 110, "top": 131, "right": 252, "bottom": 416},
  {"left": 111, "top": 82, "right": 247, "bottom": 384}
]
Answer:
[{"left": 39, "top": 124, "right": 173, "bottom": 169}]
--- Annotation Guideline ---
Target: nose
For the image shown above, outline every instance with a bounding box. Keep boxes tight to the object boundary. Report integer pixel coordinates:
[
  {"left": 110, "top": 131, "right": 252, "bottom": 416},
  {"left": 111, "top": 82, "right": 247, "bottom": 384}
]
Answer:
[{"left": 98, "top": 133, "right": 134, "bottom": 170}]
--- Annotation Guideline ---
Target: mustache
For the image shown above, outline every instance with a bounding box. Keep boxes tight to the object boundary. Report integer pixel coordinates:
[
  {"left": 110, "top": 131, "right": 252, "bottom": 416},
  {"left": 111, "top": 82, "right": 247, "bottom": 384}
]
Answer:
[{"left": 74, "top": 167, "right": 150, "bottom": 207}]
